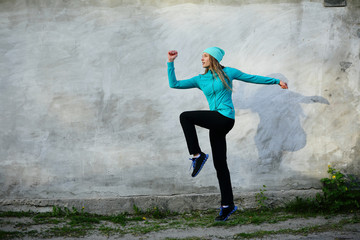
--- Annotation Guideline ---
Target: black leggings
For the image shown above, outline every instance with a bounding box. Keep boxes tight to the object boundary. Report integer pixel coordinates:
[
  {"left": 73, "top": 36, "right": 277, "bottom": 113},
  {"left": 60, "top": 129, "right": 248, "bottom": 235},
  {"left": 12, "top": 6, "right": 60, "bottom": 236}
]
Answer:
[{"left": 179, "top": 110, "right": 235, "bottom": 205}]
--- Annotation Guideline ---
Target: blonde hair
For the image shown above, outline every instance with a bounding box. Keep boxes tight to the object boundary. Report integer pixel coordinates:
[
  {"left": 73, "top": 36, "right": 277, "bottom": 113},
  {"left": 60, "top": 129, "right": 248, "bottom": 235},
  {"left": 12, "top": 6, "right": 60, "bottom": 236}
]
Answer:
[{"left": 204, "top": 55, "right": 232, "bottom": 91}]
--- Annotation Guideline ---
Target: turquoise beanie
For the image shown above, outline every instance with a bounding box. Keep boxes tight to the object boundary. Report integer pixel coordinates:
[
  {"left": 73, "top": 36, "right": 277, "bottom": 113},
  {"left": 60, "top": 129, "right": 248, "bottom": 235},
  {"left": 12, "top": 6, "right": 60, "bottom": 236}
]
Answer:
[{"left": 203, "top": 47, "right": 225, "bottom": 63}]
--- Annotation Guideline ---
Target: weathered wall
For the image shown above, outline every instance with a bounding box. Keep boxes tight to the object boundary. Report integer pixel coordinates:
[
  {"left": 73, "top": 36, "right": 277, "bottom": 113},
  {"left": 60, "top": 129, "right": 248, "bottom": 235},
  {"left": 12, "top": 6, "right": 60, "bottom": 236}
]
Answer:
[{"left": 0, "top": 0, "right": 359, "bottom": 202}]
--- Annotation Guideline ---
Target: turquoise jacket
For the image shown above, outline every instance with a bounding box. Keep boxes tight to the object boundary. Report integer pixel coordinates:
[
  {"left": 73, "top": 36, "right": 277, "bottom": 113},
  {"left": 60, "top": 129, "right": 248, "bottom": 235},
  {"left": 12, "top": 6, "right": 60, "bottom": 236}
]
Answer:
[{"left": 167, "top": 62, "right": 279, "bottom": 119}]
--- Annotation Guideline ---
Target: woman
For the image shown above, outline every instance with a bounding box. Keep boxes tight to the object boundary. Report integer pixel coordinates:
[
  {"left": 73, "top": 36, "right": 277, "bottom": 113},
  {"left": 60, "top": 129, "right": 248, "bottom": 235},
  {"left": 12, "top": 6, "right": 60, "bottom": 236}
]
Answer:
[{"left": 167, "top": 47, "right": 288, "bottom": 221}]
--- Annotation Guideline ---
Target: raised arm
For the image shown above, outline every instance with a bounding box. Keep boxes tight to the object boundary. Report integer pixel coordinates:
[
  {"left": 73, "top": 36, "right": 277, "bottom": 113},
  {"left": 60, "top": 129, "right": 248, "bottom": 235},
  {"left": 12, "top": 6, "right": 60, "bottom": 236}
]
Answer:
[
  {"left": 229, "top": 68, "right": 288, "bottom": 89},
  {"left": 167, "top": 50, "right": 198, "bottom": 89}
]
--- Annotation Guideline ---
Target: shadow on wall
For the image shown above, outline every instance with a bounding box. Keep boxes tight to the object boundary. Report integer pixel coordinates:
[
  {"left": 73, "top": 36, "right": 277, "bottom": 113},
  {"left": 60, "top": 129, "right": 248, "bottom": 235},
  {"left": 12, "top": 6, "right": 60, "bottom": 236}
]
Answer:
[{"left": 233, "top": 73, "right": 330, "bottom": 173}]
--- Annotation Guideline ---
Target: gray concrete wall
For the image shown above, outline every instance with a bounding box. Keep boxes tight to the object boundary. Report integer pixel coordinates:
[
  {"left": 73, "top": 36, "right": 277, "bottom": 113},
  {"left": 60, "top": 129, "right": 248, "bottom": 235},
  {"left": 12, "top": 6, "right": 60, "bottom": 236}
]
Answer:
[{"left": 0, "top": 0, "right": 359, "bottom": 206}]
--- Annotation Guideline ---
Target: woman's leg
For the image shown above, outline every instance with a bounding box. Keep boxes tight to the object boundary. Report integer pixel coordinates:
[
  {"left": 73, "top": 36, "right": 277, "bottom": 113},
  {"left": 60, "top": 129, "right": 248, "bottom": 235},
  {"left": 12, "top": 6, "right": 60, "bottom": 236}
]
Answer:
[
  {"left": 208, "top": 114, "right": 236, "bottom": 221},
  {"left": 180, "top": 110, "right": 235, "bottom": 204},
  {"left": 179, "top": 111, "right": 202, "bottom": 155},
  {"left": 210, "top": 130, "right": 234, "bottom": 205},
  {"left": 179, "top": 110, "right": 225, "bottom": 155}
]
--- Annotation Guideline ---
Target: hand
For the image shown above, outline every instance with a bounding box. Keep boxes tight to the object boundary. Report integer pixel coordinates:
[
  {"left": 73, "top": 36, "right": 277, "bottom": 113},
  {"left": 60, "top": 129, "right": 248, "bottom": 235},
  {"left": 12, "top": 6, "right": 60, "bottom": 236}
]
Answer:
[
  {"left": 168, "top": 50, "right": 178, "bottom": 62},
  {"left": 279, "top": 80, "right": 288, "bottom": 89}
]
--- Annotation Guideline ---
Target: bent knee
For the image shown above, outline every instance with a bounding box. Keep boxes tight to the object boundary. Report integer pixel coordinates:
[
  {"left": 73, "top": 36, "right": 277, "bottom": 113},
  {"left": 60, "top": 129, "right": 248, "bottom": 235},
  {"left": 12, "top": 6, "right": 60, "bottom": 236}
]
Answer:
[{"left": 179, "top": 111, "right": 190, "bottom": 122}]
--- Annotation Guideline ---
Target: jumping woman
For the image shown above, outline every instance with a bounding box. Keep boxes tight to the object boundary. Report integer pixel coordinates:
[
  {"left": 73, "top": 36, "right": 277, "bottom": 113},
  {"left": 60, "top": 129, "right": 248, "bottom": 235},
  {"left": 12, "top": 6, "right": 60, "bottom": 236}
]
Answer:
[{"left": 167, "top": 47, "right": 288, "bottom": 221}]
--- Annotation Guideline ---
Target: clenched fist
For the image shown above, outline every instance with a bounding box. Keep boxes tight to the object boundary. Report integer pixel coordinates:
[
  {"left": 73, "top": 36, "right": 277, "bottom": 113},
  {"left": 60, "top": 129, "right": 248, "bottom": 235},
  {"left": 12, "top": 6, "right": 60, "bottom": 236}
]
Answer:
[{"left": 168, "top": 50, "right": 178, "bottom": 62}]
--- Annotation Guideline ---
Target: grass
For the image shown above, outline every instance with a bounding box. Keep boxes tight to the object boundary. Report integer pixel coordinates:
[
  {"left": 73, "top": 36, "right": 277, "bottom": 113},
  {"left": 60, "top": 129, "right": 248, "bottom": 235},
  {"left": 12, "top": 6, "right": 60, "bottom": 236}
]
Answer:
[
  {"left": 0, "top": 205, "right": 359, "bottom": 239},
  {"left": 233, "top": 215, "right": 360, "bottom": 239},
  {"left": 2, "top": 167, "right": 359, "bottom": 239}
]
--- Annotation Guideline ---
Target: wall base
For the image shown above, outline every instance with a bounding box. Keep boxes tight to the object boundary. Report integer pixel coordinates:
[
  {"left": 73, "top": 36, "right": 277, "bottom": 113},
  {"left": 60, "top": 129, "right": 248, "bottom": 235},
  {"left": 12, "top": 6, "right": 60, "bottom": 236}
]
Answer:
[{"left": 0, "top": 189, "right": 321, "bottom": 215}]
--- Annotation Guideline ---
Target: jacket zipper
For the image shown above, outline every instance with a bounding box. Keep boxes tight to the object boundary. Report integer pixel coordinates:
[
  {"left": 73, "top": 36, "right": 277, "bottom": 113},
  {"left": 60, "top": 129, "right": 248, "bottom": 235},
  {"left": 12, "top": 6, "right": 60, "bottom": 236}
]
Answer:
[{"left": 212, "top": 76, "right": 217, "bottom": 110}]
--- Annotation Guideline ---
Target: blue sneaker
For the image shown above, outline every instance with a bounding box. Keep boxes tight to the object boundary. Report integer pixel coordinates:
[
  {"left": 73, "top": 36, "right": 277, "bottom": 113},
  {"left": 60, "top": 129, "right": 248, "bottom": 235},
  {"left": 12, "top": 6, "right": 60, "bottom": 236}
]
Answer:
[
  {"left": 215, "top": 204, "right": 238, "bottom": 221},
  {"left": 189, "top": 152, "right": 208, "bottom": 177}
]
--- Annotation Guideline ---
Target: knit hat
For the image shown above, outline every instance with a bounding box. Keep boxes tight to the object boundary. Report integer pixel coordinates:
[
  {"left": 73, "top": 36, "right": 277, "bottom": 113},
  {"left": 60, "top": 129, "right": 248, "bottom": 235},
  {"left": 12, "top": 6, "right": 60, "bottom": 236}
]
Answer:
[{"left": 203, "top": 47, "right": 225, "bottom": 63}]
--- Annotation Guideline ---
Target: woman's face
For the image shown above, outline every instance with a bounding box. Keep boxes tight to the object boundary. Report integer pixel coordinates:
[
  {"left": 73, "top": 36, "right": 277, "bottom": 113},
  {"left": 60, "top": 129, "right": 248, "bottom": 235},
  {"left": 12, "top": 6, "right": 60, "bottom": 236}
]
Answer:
[{"left": 201, "top": 53, "right": 211, "bottom": 68}]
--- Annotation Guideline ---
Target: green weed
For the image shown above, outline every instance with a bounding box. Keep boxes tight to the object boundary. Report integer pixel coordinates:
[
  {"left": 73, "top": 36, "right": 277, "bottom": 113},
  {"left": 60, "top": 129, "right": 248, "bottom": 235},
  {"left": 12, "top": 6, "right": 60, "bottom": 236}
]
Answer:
[
  {"left": 0, "top": 230, "right": 23, "bottom": 239},
  {"left": 102, "top": 213, "right": 128, "bottom": 226},
  {"left": 320, "top": 166, "right": 360, "bottom": 212},
  {"left": 133, "top": 204, "right": 178, "bottom": 219},
  {"left": 284, "top": 166, "right": 360, "bottom": 214},
  {"left": 98, "top": 224, "right": 124, "bottom": 236},
  {"left": 255, "top": 185, "right": 268, "bottom": 210},
  {"left": 233, "top": 223, "right": 342, "bottom": 239},
  {"left": 1, "top": 166, "right": 359, "bottom": 239},
  {"left": 0, "top": 211, "right": 33, "bottom": 218}
]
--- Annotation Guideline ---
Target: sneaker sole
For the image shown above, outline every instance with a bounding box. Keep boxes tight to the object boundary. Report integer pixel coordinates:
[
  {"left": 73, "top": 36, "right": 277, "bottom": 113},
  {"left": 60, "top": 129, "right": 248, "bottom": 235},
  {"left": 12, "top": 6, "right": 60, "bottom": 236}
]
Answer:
[
  {"left": 215, "top": 206, "right": 238, "bottom": 222},
  {"left": 192, "top": 154, "right": 209, "bottom": 177}
]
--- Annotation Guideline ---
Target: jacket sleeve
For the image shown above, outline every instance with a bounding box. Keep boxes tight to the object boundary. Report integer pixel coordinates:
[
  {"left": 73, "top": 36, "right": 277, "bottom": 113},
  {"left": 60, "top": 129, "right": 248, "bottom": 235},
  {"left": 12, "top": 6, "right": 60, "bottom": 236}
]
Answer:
[
  {"left": 229, "top": 67, "right": 280, "bottom": 85},
  {"left": 167, "top": 62, "right": 199, "bottom": 89}
]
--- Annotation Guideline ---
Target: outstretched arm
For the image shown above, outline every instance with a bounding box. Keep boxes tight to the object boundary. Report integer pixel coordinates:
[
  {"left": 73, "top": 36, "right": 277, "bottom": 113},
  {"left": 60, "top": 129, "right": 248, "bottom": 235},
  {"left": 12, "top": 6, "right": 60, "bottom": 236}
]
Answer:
[
  {"left": 230, "top": 68, "right": 288, "bottom": 89},
  {"left": 167, "top": 50, "right": 198, "bottom": 89}
]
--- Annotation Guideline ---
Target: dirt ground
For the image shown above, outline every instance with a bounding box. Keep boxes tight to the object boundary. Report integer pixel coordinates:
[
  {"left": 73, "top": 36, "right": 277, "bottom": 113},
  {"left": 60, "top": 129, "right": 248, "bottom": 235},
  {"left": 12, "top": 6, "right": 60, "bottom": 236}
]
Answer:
[{"left": 2, "top": 213, "right": 360, "bottom": 240}]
